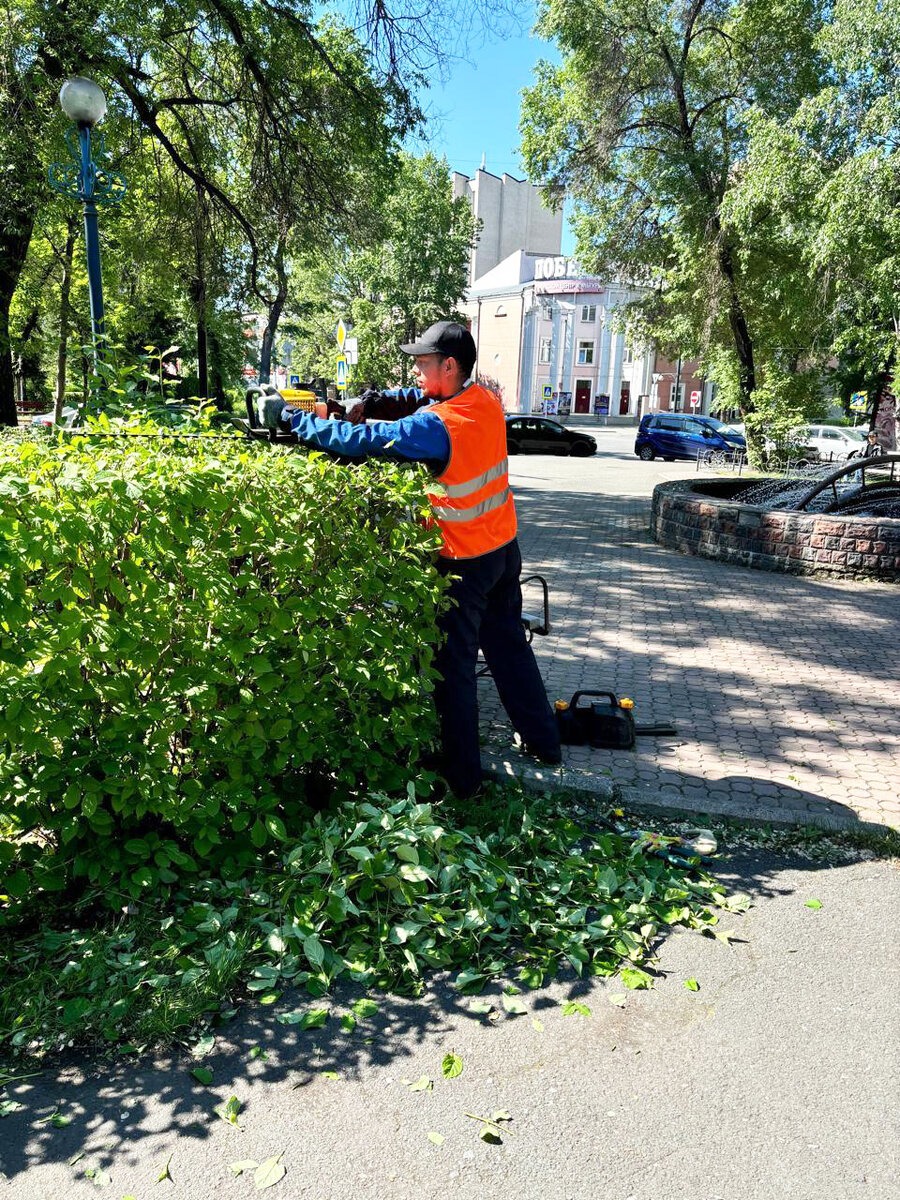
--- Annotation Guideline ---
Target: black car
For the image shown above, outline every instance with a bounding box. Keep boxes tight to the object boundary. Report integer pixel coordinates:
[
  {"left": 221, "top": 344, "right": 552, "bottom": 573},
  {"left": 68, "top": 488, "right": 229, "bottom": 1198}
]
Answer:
[{"left": 505, "top": 415, "right": 596, "bottom": 457}]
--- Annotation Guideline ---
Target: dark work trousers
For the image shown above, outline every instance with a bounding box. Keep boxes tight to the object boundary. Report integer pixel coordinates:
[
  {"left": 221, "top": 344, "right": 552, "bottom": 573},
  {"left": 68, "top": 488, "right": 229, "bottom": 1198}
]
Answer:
[{"left": 433, "top": 538, "right": 560, "bottom": 799}]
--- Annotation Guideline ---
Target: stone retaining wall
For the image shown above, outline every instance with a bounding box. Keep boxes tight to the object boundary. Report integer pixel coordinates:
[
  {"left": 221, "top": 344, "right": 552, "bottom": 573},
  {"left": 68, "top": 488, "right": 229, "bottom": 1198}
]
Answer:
[{"left": 651, "top": 478, "right": 900, "bottom": 579}]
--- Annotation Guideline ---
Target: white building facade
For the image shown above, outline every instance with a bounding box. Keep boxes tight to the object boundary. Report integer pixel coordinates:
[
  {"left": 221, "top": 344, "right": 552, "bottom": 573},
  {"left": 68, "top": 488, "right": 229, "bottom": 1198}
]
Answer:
[
  {"left": 462, "top": 252, "right": 655, "bottom": 421},
  {"left": 452, "top": 167, "right": 563, "bottom": 287}
]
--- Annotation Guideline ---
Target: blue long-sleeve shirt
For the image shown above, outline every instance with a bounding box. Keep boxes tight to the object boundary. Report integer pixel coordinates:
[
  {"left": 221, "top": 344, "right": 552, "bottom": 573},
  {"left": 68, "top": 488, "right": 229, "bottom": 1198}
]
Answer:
[{"left": 283, "top": 401, "right": 451, "bottom": 473}]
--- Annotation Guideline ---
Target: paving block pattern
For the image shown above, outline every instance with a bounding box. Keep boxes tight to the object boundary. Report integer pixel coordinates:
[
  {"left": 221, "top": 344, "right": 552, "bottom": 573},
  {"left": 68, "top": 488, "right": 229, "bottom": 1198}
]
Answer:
[{"left": 478, "top": 456, "right": 900, "bottom": 830}]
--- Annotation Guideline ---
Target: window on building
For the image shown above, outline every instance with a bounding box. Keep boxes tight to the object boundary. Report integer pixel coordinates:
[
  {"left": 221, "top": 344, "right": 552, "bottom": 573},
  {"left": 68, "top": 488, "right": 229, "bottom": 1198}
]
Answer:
[
  {"left": 541, "top": 305, "right": 553, "bottom": 321},
  {"left": 577, "top": 340, "right": 595, "bottom": 365},
  {"left": 495, "top": 304, "right": 508, "bottom": 317},
  {"left": 580, "top": 304, "right": 597, "bottom": 323},
  {"left": 622, "top": 344, "right": 634, "bottom": 365},
  {"left": 538, "top": 337, "right": 551, "bottom": 364}
]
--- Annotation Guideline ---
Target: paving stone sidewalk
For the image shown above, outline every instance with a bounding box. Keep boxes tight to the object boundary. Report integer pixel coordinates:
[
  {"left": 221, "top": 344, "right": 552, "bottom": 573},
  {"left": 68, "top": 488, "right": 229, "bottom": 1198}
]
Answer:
[{"left": 479, "top": 453, "right": 900, "bottom": 830}]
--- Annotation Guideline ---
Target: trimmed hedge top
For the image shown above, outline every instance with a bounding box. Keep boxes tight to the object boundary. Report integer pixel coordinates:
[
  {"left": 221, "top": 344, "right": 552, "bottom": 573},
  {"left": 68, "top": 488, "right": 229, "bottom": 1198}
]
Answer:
[{"left": 0, "top": 431, "right": 446, "bottom": 906}]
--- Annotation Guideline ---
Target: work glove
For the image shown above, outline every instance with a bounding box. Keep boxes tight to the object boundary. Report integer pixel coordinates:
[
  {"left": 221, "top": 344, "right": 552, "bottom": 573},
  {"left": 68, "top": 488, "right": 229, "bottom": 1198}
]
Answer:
[{"left": 255, "top": 395, "right": 289, "bottom": 430}]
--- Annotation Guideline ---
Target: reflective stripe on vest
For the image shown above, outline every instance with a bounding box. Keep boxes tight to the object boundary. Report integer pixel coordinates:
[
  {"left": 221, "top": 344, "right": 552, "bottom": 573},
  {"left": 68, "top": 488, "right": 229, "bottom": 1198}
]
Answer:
[
  {"left": 441, "top": 457, "right": 509, "bottom": 499},
  {"left": 431, "top": 486, "right": 511, "bottom": 522},
  {"left": 428, "top": 384, "right": 517, "bottom": 559}
]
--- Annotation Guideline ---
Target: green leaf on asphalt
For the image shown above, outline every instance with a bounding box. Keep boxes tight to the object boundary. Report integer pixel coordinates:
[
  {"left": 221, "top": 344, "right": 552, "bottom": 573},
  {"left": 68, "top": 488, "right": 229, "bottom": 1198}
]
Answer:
[
  {"left": 157, "top": 1153, "right": 173, "bottom": 1182},
  {"left": 620, "top": 967, "right": 653, "bottom": 990},
  {"left": 480, "top": 1125, "right": 502, "bottom": 1144},
  {"left": 468, "top": 999, "right": 494, "bottom": 1014},
  {"left": 407, "top": 1075, "right": 433, "bottom": 1092},
  {"left": 253, "top": 1153, "right": 286, "bottom": 1190},
  {"left": 191, "top": 1034, "right": 215, "bottom": 1058},
  {"left": 320, "top": 1071, "right": 338, "bottom": 1080},
  {"left": 351, "top": 998, "right": 380, "bottom": 1018},
  {"left": 501, "top": 993, "right": 527, "bottom": 1015},
  {"left": 83, "top": 1167, "right": 111, "bottom": 1187},
  {"left": 191, "top": 1067, "right": 213, "bottom": 1085},
  {"left": 684, "top": 978, "right": 700, "bottom": 992},
  {"left": 492, "top": 1110, "right": 513, "bottom": 1122},
  {"left": 0, "top": 1100, "right": 24, "bottom": 1117},
  {"left": 427, "top": 1131, "right": 444, "bottom": 1146},
  {"left": 805, "top": 898, "right": 823, "bottom": 910},
  {"left": 453, "top": 967, "right": 485, "bottom": 993},
  {"left": 531, "top": 1018, "right": 544, "bottom": 1032},
  {"left": 214, "top": 1095, "right": 242, "bottom": 1126},
  {"left": 276, "top": 1007, "right": 329, "bottom": 1029},
  {"left": 519, "top": 965, "right": 545, "bottom": 988},
  {"left": 249, "top": 1046, "right": 268, "bottom": 1061},
  {"left": 258, "top": 992, "right": 281, "bottom": 1005},
  {"left": 561, "top": 1001, "right": 592, "bottom": 1017},
  {"left": 340, "top": 1014, "right": 357, "bottom": 1033},
  {"left": 228, "top": 1160, "right": 259, "bottom": 1176},
  {"left": 441, "top": 1053, "right": 463, "bottom": 1079},
  {"left": 607, "top": 993, "right": 627, "bottom": 1007}
]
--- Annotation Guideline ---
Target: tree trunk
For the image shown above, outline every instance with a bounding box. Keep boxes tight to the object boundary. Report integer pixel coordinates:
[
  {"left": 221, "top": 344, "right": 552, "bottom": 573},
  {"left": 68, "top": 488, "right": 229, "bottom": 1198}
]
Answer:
[
  {"left": 0, "top": 211, "right": 35, "bottom": 426},
  {"left": 207, "top": 330, "right": 228, "bottom": 410},
  {"left": 54, "top": 226, "right": 76, "bottom": 422},
  {"left": 258, "top": 236, "right": 289, "bottom": 386},
  {"left": 196, "top": 306, "right": 209, "bottom": 399}
]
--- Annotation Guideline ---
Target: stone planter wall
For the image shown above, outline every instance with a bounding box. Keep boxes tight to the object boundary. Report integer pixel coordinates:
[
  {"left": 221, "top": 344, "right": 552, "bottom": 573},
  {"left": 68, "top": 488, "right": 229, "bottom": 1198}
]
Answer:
[{"left": 651, "top": 479, "right": 900, "bottom": 579}]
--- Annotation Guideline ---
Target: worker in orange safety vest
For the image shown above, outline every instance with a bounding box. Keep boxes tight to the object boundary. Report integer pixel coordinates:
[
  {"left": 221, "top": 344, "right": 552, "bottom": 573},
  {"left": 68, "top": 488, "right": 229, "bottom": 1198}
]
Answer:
[{"left": 256, "top": 320, "right": 561, "bottom": 797}]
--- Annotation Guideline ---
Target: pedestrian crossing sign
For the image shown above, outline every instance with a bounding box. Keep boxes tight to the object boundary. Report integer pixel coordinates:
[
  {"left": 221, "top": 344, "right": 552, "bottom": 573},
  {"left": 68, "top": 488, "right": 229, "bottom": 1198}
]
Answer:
[
  {"left": 335, "top": 354, "right": 349, "bottom": 391},
  {"left": 542, "top": 385, "right": 552, "bottom": 400},
  {"left": 849, "top": 391, "right": 868, "bottom": 412}
]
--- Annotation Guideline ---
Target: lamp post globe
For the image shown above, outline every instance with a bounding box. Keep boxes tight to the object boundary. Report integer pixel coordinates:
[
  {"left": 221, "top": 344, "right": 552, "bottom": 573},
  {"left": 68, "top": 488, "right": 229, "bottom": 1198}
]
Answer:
[
  {"left": 59, "top": 77, "right": 107, "bottom": 126},
  {"left": 49, "top": 78, "right": 125, "bottom": 376}
]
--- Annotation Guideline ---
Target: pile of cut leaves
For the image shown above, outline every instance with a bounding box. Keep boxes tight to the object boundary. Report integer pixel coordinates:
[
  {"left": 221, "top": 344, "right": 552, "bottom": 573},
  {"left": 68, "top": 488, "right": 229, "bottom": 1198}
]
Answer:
[{"left": 1, "top": 787, "right": 742, "bottom": 1058}]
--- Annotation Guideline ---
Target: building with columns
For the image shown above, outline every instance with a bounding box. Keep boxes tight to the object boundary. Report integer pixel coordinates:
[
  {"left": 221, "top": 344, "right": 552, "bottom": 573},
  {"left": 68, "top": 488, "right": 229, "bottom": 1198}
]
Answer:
[{"left": 462, "top": 251, "right": 656, "bottom": 421}]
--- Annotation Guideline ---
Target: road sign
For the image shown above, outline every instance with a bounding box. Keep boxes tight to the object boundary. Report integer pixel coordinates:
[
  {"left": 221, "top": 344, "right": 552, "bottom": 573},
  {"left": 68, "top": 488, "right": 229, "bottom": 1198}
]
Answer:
[
  {"left": 542, "top": 385, "right": 552, "bottom": 401},
  {"left": 690, "top": 390, "right": 701, "bottom": 407},
  {"left": 850, "top": 391, "right": 868, "bottom": 412},
  {"left": 335, "top": 354, "right": 349, "bottom": 391},
  {"left": 335, "top": 319, "right": 347, "bottom": 351},
  {"left": 344, "top": 337, "right": 358, "bottom": 366},
  {"left": 289, "top": 374, "right": 300, "bottom": 388}
]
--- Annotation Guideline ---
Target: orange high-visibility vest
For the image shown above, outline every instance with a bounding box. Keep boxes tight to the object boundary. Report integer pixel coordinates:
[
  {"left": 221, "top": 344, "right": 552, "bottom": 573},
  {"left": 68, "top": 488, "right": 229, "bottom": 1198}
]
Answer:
[{"left": 428, "top": 383, "right": 517, "bottom": 560}]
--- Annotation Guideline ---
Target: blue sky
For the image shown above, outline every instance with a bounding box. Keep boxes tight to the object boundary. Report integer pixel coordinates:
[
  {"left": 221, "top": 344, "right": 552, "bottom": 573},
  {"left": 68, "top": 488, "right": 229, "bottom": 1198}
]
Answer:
[{"left": 405, "top": 10, "right": 576, "bottom": 254}]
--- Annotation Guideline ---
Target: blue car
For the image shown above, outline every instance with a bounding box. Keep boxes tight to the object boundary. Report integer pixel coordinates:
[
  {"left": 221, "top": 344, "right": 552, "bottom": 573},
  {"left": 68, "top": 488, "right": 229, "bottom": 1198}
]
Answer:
[{"left": 634, "top": 413, "right": 747, "bottom": 461}]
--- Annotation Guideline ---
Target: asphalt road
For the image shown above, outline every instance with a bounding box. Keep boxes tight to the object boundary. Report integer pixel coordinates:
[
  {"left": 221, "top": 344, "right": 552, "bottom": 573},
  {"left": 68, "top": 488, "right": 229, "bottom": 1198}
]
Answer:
[{"left": 2, "top": 845, "right": 898, "bottom": 1200}]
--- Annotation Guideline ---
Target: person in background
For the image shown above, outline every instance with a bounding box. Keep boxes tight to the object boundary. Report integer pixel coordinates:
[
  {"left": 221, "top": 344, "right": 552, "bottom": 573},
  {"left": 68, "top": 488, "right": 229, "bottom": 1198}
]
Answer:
[{"left": 255, "top": 320, "right": 561, "bottom": 798}]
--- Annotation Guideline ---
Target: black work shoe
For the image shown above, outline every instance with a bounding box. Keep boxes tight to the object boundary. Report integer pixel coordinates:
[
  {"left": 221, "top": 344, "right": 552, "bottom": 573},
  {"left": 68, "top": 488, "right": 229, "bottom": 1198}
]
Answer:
[{"left": 513, "top": 733, "right": 562, "bottom": 765}]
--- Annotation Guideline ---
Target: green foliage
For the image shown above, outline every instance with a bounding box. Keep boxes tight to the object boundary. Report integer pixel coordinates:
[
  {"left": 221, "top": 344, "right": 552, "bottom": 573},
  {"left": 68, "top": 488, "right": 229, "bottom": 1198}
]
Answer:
[
  {"left": 286, "top": 153, "right": 476, "bottom": 387},
  {"left": 521, "top": 0, "right": 828, "bottom": 428},
  {"left": 0, "top": 428, "right": 444, "bottom": 907},
  {"left": 0, "top": 789, "right": 732, "bottom": 1058}
]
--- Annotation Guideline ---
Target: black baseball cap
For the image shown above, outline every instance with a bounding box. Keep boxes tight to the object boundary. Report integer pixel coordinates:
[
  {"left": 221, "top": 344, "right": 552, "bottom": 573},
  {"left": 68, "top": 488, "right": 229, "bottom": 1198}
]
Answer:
[{"left": 400, "top": 320, "right": 476, "bottom": 370}]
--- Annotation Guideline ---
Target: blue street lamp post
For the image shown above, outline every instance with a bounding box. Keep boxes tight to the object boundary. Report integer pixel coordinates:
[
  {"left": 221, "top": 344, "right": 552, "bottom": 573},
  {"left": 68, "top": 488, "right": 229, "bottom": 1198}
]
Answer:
[{"left": 48, "top": 77, "right": 126, "bottom": 365}]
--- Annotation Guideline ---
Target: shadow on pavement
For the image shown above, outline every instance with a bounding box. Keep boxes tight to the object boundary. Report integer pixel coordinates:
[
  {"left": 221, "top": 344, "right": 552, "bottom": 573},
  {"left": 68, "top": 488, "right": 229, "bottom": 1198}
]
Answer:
[{"left": 1, "top": 829, "right": 881, "bottom": 1183}]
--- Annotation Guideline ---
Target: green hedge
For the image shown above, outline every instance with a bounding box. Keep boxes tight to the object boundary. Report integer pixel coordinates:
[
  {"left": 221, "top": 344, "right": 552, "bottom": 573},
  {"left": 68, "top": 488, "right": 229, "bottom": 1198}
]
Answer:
[{"left": 0, "top": 427, "right": 446, "bottom": 908}]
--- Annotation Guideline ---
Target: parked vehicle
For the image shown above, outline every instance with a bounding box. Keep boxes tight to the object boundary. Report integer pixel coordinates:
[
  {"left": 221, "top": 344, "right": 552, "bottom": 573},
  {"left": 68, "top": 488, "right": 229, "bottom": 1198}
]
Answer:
[
  {"left": 31, "top": 406, "right": 78, "bottom": 428},
  {"left": 505, "top": 415, "right": 596, "bottom": 457},
  {"left": 634, "top": 414, "right": 746, "bottom": 462},
  {"left": 804, "top": 424, "right": 868, "bottom": 461}
]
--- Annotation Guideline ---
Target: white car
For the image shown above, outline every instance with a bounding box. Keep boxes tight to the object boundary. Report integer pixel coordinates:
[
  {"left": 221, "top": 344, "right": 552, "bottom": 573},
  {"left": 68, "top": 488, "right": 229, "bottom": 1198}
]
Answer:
[
  {"left": 804, "top": 424, "right": 868, "bottom": 461},
  {"left": 31, "top": 406, "right": 79, "bottom": 428}
]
